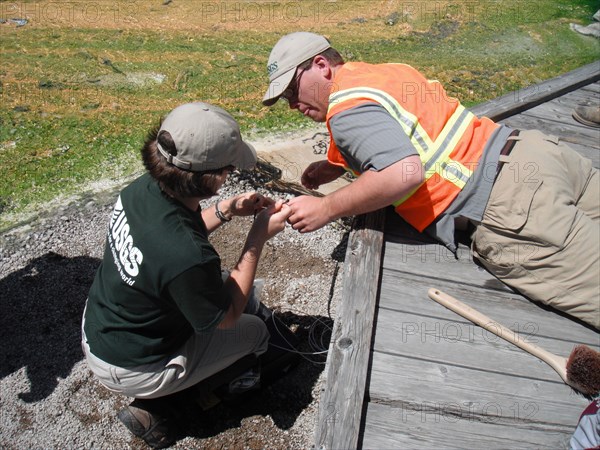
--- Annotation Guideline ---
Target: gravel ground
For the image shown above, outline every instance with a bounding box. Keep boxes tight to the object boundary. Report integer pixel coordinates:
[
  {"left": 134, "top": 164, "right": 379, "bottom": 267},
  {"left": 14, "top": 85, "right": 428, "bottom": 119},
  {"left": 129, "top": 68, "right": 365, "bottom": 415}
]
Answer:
[{"left": 0, "top": 160, "right": 351, "bottom": 448}]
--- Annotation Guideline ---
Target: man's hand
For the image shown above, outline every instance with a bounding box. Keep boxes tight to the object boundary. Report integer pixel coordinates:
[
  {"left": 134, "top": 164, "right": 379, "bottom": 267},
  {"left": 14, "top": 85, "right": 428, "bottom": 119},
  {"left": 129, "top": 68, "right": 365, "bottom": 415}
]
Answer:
[
  {"left": 301, "top": 160, "right": 345, "bottom": 190},
  {"left": 287, "top": 156, "right": 425, "bottom": 234},
  {"left": 287, "top": 196, "right": 331, "bottom": 233}
]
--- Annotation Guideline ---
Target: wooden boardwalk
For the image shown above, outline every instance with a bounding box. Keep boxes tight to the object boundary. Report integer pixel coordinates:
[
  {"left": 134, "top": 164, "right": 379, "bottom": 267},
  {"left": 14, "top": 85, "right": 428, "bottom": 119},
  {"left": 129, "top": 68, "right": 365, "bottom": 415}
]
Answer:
[{"left": 315, "top": 61, "right": 600, "bottom": 449}]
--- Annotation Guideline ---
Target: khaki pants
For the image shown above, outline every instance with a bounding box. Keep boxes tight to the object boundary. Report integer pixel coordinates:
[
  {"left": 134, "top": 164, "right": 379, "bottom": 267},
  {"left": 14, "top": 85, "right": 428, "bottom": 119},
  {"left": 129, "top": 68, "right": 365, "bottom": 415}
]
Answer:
[
  {"left": 82, "top": 313, "right": 269, "bottom": 399},
  {"left": 472, "top": 130, "right": 600, "bottom": 329}
]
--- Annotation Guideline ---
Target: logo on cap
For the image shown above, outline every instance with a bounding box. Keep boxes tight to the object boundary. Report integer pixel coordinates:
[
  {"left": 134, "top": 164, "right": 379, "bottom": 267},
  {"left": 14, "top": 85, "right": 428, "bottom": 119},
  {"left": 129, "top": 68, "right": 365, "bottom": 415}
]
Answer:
[{"left": 267, "top": 61, "right": 278, "bottom": 77}]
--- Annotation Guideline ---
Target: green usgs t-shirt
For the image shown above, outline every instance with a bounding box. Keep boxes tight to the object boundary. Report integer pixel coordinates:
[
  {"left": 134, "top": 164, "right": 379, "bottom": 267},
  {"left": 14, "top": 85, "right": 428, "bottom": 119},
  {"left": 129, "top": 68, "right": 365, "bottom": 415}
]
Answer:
[{"left": 84, "top": 173, "right": 231, "bottom": 367}]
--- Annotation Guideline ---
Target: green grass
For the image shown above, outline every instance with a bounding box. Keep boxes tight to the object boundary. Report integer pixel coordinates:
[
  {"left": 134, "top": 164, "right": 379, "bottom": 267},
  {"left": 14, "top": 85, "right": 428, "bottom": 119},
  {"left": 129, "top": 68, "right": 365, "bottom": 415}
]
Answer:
[{"left": 0, "top": 0, "right": 598, "bottom": 229}]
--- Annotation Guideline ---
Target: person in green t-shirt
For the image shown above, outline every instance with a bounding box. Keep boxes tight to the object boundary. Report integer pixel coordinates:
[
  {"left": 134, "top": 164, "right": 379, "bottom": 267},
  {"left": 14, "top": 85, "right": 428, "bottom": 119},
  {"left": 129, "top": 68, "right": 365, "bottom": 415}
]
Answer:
[{"left": 81, "top": 102, "right": 292, "bottom": 448}]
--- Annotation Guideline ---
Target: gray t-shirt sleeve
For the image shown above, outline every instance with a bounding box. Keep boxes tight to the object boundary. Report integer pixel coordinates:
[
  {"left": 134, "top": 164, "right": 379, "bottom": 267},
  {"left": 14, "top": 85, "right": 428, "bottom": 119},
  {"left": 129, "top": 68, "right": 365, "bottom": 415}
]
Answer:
[{"left": 329, "top": 103, "right": 418, "bottom": 174}]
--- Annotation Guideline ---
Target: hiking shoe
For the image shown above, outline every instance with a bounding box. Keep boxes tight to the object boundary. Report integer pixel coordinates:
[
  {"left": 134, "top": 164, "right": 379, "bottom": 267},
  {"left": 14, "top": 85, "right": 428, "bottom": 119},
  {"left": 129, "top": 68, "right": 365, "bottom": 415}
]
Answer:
[
  {"left": 570, "top": 22, "right": 600, "bottom": 38},
  {"left": 227, "top": 367, "right": 261, "bottom": 394},
  {"left": 573, "top": 105, "right": 600, "bottom": 128},
  {"left": 193, "top": 389, "right": 222, "bottom": 411},
  {"left": 117, "top": 399, "right": 177, "bottom": 449}
]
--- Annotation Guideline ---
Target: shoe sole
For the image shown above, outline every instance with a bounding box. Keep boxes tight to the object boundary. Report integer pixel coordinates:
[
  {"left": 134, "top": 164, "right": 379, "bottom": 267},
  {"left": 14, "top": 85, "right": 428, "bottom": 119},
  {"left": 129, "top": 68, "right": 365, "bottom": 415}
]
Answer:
[
  {"left": 572, "top": 111, "right": 600, "bottom": 128},
  {"left": 117, "top": 407, "right": 175, "bottom": 449}
]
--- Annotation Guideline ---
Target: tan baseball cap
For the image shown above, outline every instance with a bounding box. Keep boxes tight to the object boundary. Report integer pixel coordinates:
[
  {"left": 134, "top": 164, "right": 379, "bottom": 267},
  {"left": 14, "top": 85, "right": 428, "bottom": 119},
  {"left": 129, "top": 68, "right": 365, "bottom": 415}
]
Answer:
[
  {"left": 262, "top": 32, "right": 331, "bottom": 106},
  {"left": 157, "top": 102, "right": 257, "bottom": 172}
]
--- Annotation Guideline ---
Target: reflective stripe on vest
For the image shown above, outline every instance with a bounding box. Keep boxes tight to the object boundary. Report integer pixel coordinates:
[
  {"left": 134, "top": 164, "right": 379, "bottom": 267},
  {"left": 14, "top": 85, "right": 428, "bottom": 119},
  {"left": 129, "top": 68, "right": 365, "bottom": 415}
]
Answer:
[{"left": 328, "top": 86, "right": 476, "bottom": 206}]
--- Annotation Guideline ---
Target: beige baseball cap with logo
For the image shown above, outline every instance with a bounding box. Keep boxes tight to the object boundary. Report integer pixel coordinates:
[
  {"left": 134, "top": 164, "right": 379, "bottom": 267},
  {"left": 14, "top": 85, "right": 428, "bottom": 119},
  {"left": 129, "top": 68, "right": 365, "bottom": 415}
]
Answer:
[
  {"left": 157, "top": 102, "right": 257, "bottom": 172},
  {"left": 262, "top": 32, "right": 331, "bottom": 106}
]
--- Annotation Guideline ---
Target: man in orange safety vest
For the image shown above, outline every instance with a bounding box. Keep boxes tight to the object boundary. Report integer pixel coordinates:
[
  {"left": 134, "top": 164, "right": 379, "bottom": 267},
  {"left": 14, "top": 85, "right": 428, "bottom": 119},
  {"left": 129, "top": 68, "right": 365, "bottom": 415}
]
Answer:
[{"left": 262, "top": 32, "right": 599, "bottom": 329}]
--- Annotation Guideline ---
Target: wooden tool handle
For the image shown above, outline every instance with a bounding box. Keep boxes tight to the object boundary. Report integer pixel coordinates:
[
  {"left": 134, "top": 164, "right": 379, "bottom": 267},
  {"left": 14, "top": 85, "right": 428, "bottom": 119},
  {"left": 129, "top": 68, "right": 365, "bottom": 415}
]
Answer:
[{"left": 427, "top": 288, "right": 568, "bottom": 380}]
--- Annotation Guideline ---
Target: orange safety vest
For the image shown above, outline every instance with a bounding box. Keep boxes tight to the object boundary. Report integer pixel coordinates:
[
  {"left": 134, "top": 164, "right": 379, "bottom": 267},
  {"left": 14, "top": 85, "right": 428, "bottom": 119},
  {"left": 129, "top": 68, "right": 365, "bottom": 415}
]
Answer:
[{"left": 326, "top": 62, "right": 499, "bottom": 232}]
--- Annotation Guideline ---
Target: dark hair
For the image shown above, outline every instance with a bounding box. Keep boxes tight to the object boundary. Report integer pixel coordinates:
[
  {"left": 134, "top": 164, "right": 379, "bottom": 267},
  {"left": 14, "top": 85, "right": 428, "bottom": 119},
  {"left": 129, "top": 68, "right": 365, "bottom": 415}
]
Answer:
[
  {"left": 320, "top": 47, "right": 345, "bottom": 65},
  {"left": 141, "top": 124, "right": 233, "bottom": 198},
  {"left": 301, "top": 47, "right": 345, "bottom": 69}
]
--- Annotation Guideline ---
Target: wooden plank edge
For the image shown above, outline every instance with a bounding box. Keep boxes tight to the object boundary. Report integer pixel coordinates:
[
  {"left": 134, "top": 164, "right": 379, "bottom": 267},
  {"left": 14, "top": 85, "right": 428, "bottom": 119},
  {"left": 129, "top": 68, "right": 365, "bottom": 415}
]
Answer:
[
  {"left": 313, "top": 210, "right": 385, "bottom": 450},
  {"left": 470, "top": 60, "right": 600, "bottom": 121}
]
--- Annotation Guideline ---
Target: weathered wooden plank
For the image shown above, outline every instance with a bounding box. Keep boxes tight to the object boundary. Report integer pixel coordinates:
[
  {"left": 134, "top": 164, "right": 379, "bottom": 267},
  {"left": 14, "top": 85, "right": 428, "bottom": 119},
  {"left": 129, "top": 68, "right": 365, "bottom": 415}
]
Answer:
[
  {"left": 470, "top": 61, "right": 600, "bottom": 121},
  {"left": 552, "top": 87, "right": 600, "bottom": 106},
  {"left": 501, "top": 113, "right": 600, "bottom": 162},
  {"left": 314, "top": 210, "right": 385, "bottom": 450},
  {"left": 315, "top": 67, "right": 600, "bottom": 449},
  {"left": 553, "top": 80, "right": 600, "bottom": 99},
  {"left": 375, "top": 304, "right": 599, "bottom": 370},
  {"left": 502, "top": 108, "right": 600, "bottom": 146},
  {"left": 524, "top": 94, "right": 600, "bottom": 129},
  {"left": 507, "top": 116, "right": 600, "bottom": 148},
  {"left": 580, "top": 81, "right": 600, "bottom": 93},
  {"left": 528, "top": 98, "right": 582, "bottom": 119},
  {"left": 362, "top": 401, "right": 575, "bottom": 449},
  {"left": 382, "top": 239, "right": 512, "bottom": 293},
  {"left": 378, "top": 270, "right": 600, "bottom": 347},
  {"left": 373, "top": 307, "right": 597, "bottom": 383},
  {"left": 504, "top": 113, "right": 597, "bottom": 146},
  {"left": 562, "top": 140, "right": 600, "bottom": 169},
  {"left": 368, "top": 352, "right": 589, "bottom": 429}
]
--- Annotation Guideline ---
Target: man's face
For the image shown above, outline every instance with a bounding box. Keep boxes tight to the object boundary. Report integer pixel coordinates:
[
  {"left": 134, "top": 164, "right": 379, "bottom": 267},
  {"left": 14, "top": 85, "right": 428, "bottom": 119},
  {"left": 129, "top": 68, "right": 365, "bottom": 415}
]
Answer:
[{"left": 282, "top": 61, "right": 331, "bottom": 123}]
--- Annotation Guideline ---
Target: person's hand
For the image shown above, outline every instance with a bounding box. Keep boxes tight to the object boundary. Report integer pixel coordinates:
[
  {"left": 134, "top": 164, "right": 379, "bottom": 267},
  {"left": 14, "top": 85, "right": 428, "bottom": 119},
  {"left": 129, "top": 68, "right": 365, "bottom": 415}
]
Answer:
[
  {"left": 301, "top": 160, "right": 345, "bottom": 190},
  {"left": 229, "top": 192, "right": 275, "bottom": 217},
  {"left": 286, "top": 195, "right": 331, "bottom": 233},
  {"left": 251, "top": 200, "right": 293, "bottom": 241}
]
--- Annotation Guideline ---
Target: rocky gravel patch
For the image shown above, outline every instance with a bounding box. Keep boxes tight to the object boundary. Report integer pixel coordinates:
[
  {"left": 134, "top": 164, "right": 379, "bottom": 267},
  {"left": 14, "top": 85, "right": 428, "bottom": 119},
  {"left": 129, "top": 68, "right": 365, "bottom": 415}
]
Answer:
[{"left": 0, "top": 167, "right": 350, "bottom": 449}]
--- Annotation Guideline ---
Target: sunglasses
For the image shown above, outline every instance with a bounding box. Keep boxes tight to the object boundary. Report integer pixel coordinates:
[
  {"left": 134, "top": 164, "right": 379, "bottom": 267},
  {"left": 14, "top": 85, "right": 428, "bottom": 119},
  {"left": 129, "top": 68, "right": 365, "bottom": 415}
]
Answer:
[{"left": 281, "top": 68, "right": 306, "bottom": 103}]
